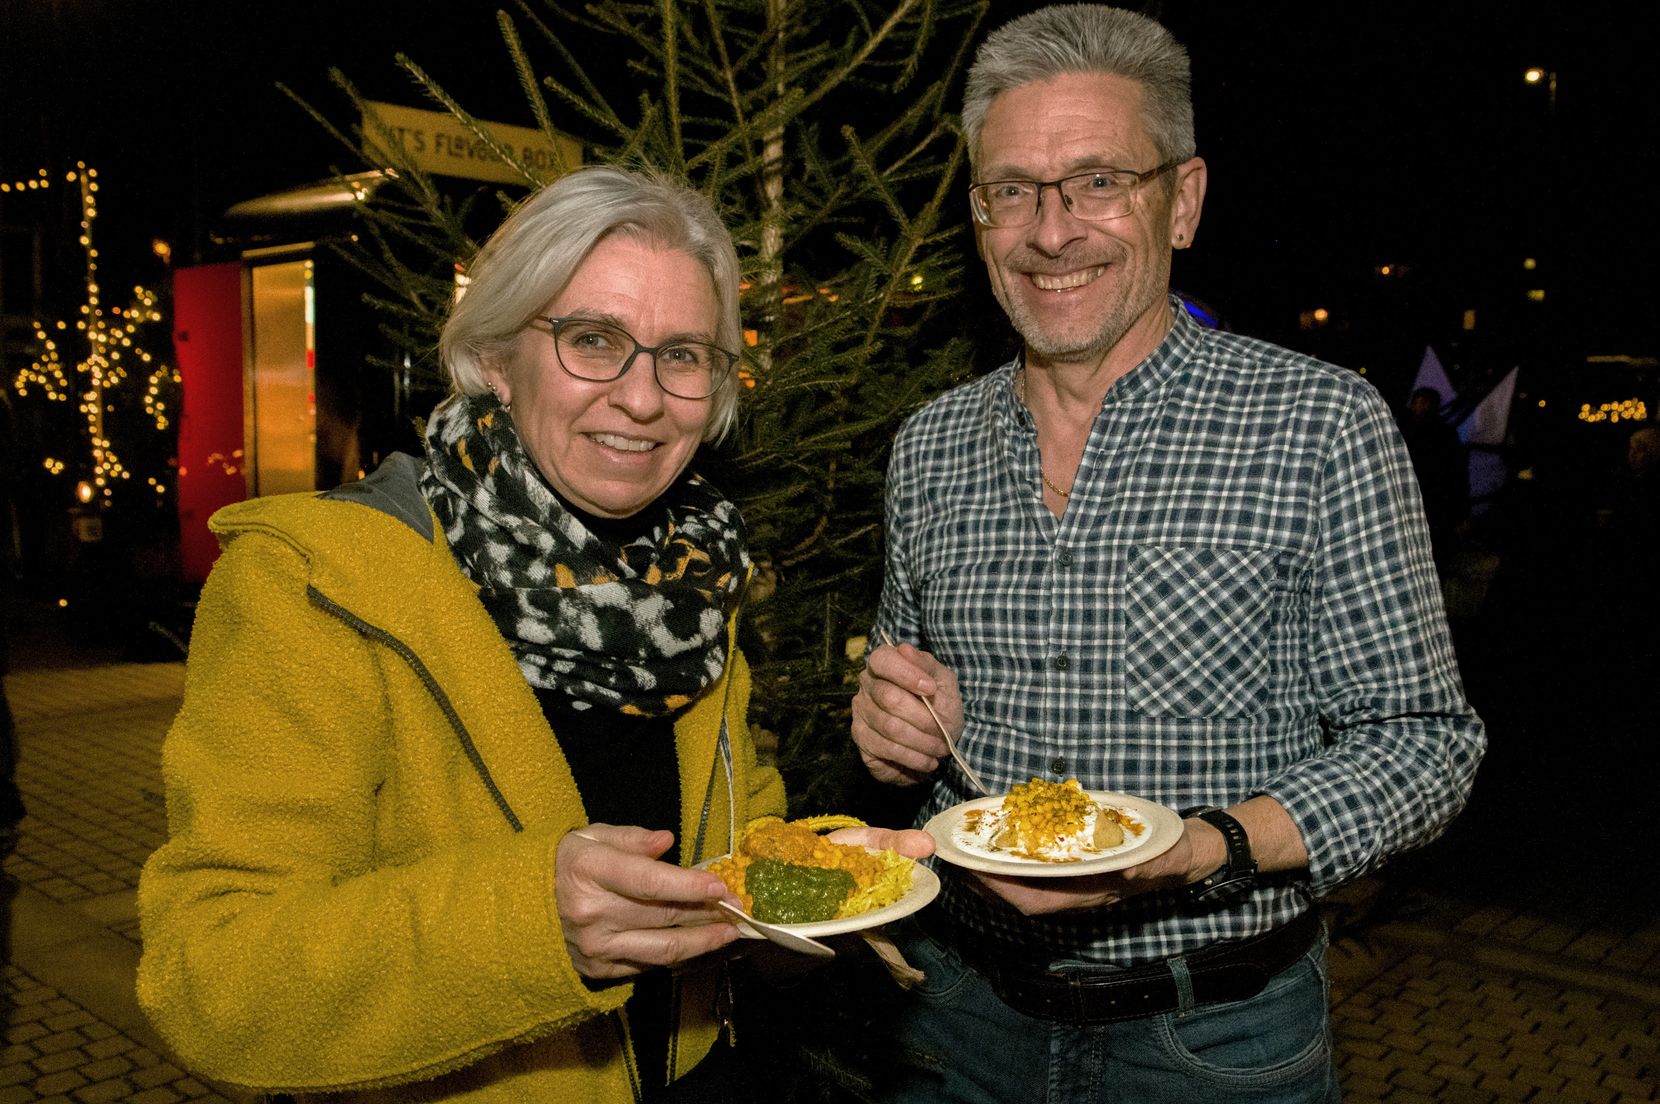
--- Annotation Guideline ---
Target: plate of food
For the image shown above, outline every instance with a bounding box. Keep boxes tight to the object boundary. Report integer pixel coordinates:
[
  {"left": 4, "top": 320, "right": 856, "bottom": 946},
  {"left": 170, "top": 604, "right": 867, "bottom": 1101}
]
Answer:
[
  {"left": 702, "top": 815, "right": 941, "bottom": 939},
  {"left": 924, "top": 778, "right": 1183, "bottom": 877}
]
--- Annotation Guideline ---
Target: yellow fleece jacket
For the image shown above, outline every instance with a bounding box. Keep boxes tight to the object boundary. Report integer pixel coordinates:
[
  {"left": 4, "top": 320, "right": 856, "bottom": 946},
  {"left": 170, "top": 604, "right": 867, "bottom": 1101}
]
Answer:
[{"left": 137, "top": 461, "right": 785, "bottom": 1103}]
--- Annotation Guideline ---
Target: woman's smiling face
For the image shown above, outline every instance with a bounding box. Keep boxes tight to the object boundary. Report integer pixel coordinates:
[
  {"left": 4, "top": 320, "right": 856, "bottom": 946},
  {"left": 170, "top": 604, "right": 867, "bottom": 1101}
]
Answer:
[{"left": 486, "top": 233, "right": 718, "bottom": 519}]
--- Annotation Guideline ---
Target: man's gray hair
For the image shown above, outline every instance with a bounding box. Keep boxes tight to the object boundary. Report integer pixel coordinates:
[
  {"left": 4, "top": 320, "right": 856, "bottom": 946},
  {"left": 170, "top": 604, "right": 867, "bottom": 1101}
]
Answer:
[
  {"left": 440, "top": 164, "right": 744, "bottom": 443},
  {"left": 962, "top": 4, "right": 1196, "bottom": 172}
]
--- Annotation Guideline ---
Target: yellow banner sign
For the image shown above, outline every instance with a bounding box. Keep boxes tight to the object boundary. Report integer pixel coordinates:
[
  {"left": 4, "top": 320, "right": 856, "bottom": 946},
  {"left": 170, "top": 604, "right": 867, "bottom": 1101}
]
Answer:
[{"left": 363, "top": 101, "right": 582, "bottom": 184}]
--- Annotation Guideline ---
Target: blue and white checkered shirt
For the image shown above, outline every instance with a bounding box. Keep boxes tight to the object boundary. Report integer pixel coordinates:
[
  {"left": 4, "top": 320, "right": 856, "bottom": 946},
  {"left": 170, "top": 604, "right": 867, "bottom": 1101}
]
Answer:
[{"left": 877, "top": 301, "right": 1485, "bottom": 966}]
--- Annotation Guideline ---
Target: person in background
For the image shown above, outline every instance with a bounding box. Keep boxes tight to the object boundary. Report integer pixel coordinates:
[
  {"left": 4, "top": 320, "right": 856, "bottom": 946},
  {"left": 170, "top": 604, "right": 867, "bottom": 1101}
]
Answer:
[
  {"left": 138, "top": 164, "right": 928, "bottom": 1104},
  {"left": 1398, "top": 385, "right": 1469, "bottom": 572},
  {"left": 1586, "top": 424, "right": 1660, "bottom": 741},
  {"left": 850, "top": 6, "right": 1485, "bottom": 1101},
  {"left": 1615, "top": 425, "right": 1660, "bottom": 513}
]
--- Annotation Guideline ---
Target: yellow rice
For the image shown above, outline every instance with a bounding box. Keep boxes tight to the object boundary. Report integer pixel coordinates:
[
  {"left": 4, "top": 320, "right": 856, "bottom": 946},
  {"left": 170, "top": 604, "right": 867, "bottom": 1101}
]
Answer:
[{"left": 709, "top": 815, "right": 913, "bottom": 919}]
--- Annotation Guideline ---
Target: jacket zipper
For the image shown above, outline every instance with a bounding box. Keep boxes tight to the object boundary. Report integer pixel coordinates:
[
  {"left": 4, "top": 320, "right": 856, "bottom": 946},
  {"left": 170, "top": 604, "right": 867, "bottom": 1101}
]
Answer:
[
  {"left": 610, "top": 1014, "right": 645, "bottom": 1104},
  {"left": 305, "top": 585, "right": 522, "bottom": 831},
  {"left": 310, "top": 578, "right": 753, "bottom": 1100},
  {"left": 308, "top": 585, "right": 643, "bottom": 1102}
]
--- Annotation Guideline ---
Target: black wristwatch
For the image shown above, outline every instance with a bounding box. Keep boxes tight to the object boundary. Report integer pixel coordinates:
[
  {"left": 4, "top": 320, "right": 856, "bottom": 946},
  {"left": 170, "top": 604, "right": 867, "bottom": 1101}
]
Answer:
[{"left": 1180, "top": 806, "right": 1258, "bottom": 904}]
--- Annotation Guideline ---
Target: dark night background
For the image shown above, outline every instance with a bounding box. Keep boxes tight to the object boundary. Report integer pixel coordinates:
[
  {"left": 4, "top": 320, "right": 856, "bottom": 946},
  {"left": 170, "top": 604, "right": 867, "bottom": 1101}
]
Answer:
[
  {"left": 4, "top": 0, "right": 1655, "bottom": 716},
  {"left": 4, "top": 1, "right": 1656, "bottom": 375},
  {"left": 3, "top": 10, "right": 1658, "bottom": 665},
  {"left": 5, "top": 4, "right": 1656, "bottom": 639}
]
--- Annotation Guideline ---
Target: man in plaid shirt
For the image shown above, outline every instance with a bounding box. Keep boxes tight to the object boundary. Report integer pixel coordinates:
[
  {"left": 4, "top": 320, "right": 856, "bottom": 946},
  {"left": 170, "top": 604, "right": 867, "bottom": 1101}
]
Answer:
[{"left": 851, "top": 6, "right": 1485, "bottom": 1102}]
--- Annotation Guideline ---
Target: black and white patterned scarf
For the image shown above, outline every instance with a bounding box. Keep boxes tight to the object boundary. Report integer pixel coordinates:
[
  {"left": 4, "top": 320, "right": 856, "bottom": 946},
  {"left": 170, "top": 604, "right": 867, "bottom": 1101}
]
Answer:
[{"left": 419, "top": 394, "right": 749, "bottom": 717}]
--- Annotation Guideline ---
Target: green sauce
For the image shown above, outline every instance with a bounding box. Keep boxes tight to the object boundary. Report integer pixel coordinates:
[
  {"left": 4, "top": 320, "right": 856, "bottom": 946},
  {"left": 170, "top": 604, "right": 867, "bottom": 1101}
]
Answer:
[{"left": 747, "top": 859, "right": 855, "bottom": 924}]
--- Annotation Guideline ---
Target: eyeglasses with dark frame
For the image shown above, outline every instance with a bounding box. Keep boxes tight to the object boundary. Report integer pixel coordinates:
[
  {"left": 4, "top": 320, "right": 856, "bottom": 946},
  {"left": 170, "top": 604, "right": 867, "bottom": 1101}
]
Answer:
[
  {"left": 533, "top": 316, "right": 738, "bottom": 401},
  {"left": 968, "top": 158, "right": 1186, "bottom": 229}
]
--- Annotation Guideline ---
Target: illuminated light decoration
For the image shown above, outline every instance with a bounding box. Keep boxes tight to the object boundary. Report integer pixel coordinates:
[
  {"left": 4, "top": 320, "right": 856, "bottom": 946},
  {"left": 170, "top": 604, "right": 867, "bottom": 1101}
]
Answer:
[
  {"left": 7, "top": 163, "right": 181, "bottom": 501},
  {"left": 0, "top": 168, "right": 52, "bottom": 193},
  {"left": 1577, "top": 399, "right": 1648, "bottom": 424},
  {"left": 1523, "top": 257, "right": 1538, "bottom": 270},
  {"left": 1526, "top": 289, "right": 1546, "bottom": 302},
  {"left": 1297, "top": 307, "right": 1332, "bottom": 330}
]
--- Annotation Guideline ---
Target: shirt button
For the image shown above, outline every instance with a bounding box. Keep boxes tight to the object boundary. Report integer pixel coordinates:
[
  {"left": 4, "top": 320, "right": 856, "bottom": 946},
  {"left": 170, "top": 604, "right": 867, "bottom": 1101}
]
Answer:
[
  {"left": 1050, "top": 756, "right": 1069, "bottom": 775},
  {"left": 1056, "top": 548, "right": 1074, "bottom": 567},
  {"left": 1052, "top": 654, "right": 1071, "bottom": 671}
]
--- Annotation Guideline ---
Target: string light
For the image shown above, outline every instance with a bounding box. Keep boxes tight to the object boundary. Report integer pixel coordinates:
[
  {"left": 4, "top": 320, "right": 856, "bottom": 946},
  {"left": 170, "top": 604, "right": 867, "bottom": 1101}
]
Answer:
[
  {"left": 0, "top": 167, "right": 52, "bottom": 193},
  {"left": 1577, "top": 399, "right": 1648, "bottom": 424},
  {"left": 8, "top": 163, "right": 181, "bottom": 502}
]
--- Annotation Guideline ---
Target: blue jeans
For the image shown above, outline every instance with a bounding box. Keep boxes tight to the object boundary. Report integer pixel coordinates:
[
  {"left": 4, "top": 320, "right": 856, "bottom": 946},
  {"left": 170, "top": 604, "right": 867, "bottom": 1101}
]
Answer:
[{"left": 874, "top": 919, "right": 1340, "bottom": 1104}]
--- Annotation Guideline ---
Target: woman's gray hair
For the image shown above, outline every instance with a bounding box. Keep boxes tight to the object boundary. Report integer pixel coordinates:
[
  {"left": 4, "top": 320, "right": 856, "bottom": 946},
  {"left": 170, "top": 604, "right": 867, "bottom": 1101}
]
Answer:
[
  {"left": 962, "top": 4, "right": 1196, "bottom": 172},
  {"left": 440, "top": 164, "right": 744, "bottom": 442}
]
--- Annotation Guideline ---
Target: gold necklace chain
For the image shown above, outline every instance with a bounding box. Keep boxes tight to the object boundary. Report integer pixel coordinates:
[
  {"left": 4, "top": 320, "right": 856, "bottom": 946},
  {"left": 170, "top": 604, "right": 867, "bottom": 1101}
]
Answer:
[{"left": 1016, "top": 368, "right": 1072, "bottom": 498}]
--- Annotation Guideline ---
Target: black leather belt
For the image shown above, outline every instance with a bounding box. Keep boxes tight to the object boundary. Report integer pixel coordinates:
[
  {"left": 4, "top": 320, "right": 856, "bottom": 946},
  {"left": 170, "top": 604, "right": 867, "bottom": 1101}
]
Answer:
[{"left": 934, "top": 908, "right": 1321, "bottom": 1025}]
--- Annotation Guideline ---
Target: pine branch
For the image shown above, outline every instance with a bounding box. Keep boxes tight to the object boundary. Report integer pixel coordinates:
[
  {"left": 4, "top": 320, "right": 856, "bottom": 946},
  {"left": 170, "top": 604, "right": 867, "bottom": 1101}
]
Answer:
[
  {"left": 396, "top": 55, "right": 544, "bottom": 187},
  {"left": 842, "top": 126, "right": 910, "bottom": 234},
  {"left": 699, "top": 0, "right": 752, "bottom": 168},
  {"left": 657, "top": 0, "right": 686, "bottom": 174},
  {"left": 510, "top": 0, "right": 619, "bottom": 120},
  {"left": 497, "top": 13, "right": 578, "bottom": 177}
]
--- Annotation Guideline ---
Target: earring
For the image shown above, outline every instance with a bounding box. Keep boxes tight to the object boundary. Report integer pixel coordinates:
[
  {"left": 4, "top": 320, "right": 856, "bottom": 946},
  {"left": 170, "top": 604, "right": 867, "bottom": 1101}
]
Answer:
[
  {"left": 487, "top": 382, "right": 510, "bottom": 412},
  {"left": 1175, "top": 233, "right": 1185, "bottom": 244}
]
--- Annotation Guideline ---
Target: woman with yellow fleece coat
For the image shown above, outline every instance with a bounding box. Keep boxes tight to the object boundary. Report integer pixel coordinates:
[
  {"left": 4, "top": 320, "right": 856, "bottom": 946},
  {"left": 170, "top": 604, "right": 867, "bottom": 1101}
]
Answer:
[{"left": 137, "top": 166, "right": 929, "bottom": 1103}]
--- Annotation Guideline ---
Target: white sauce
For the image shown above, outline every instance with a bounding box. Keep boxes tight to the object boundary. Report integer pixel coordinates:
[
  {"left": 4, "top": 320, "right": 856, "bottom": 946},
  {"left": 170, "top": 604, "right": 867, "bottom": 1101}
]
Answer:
[{"left": 953, "top": 801, "right": 1149, "bottom": 863}]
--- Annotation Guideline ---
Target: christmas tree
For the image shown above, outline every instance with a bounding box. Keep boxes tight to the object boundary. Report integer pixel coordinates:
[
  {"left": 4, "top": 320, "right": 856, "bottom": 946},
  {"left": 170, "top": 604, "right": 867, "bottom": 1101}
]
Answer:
[{"left": 297, "top": 0, "right": 991, "bottom": 819}]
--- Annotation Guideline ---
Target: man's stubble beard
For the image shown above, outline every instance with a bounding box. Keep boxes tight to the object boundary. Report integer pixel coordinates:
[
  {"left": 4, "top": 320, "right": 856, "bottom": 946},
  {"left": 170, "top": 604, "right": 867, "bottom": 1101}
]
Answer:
[{"left": 989, "top": 248, "right": 1173, "bottom": 368}]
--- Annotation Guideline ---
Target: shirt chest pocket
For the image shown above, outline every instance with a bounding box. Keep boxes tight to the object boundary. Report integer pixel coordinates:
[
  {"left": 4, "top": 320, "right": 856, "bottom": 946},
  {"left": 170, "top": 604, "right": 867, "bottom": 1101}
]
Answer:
[{"left": 1124, "top": 545, "right": 1291, "bottom": 719}]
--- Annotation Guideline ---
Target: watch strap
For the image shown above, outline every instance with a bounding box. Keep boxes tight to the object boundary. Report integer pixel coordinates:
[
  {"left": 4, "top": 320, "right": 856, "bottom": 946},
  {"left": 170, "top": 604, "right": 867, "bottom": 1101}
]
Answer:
[{"left": 1181, "top": 806, "right": 1257, "bottom": 901}]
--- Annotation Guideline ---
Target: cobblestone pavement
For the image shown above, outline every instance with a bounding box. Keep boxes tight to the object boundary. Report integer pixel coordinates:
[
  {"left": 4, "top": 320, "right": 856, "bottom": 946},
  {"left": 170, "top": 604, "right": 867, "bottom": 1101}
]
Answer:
[
  {"left": 4, "top": 661, "right": 234, "bottom": 1103},
  {"left": 2, "top": 965, "right": 228, "bottom": 1104},
  {"left": 3, "top": 655, "right": 1657, "bottom": 1102},
  {"left": 6, "top": 663, "right": 176, "bottom": 928}
]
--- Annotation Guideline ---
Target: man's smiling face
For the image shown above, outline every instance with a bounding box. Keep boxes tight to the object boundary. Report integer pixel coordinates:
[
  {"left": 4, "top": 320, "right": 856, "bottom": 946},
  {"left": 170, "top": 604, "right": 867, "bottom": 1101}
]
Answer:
[{"left": 974, "top": 71, "right": 1194, "bottom": 371}]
